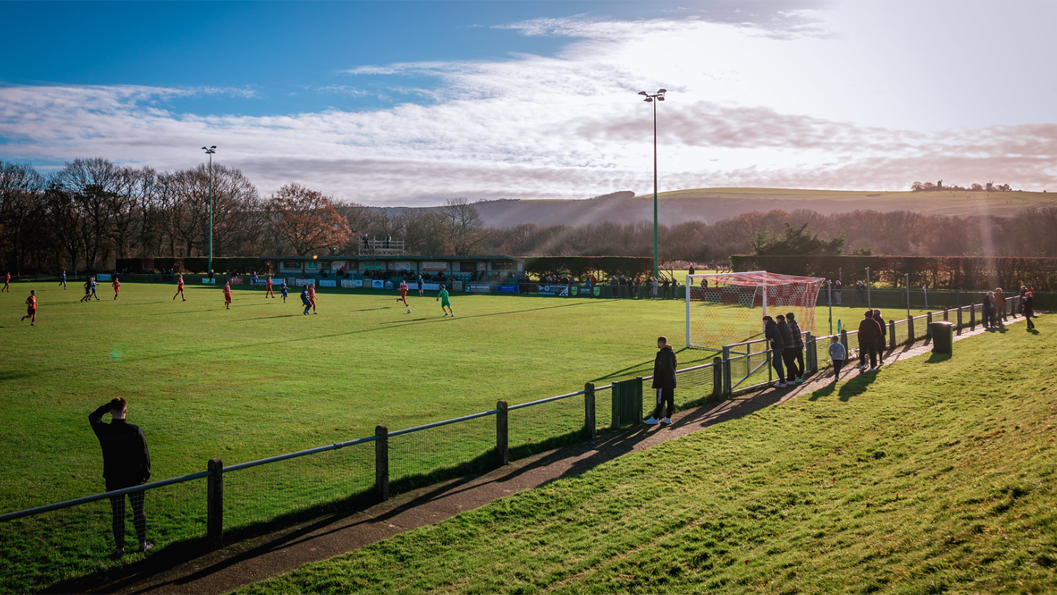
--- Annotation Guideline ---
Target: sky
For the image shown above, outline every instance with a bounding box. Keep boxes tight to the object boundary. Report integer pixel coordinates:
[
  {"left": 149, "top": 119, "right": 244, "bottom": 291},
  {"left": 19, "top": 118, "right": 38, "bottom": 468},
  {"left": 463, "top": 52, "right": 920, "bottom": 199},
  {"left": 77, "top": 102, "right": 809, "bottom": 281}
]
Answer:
[{"left": 1, "top": 0, "right": 1055, "bottom": 205}]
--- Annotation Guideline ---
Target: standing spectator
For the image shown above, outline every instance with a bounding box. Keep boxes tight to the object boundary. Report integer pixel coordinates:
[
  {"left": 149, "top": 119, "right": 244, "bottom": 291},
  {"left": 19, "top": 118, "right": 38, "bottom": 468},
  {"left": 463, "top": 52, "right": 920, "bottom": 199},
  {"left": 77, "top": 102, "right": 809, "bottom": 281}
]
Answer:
[
  {"left": 777, "top": 315, "right": 800, "bottom": 384},
  {"left": 661, "top": 276, "right": 670, "bottom": 299},
  {"left": 872, "top": 309, "right": 887, "bottom": 365},
  {"left": 1022, "top": 286, "right": 1036, "bottom": 330},
  {"left": 643, "top": 336, "right": 677, "bottom": 426},
  {"left": 764, "top": 315, "right": 787, "bottom": 388},
  {"left": 786, "top": 312, "right": 805, "bottom": 384},
  {"left": 650, "top": 276, "right": 659, "bottom": 299},
  {"left": 993, "top": 288, "right": 1006, "bottom": 328},
  {"left": 688, "top": 265, "right": 695, "bottom": 276},
  {"left": 856, "top": 280, "right": 866, "bottom": 304},
  {"left": 89, "top": 398, "right": 152, "bottom": 557},
  {"left": 834, "top": 279, "right": 843, "bottom": 305},
  {"left": 983, "top": 291, "right": 995, "bottom": 330},
  {"left": 829, "top": 336, "right": 846, "bottom": 383},
  {"left": 857, "top": 310, "right": 881, "bottom": 371}
]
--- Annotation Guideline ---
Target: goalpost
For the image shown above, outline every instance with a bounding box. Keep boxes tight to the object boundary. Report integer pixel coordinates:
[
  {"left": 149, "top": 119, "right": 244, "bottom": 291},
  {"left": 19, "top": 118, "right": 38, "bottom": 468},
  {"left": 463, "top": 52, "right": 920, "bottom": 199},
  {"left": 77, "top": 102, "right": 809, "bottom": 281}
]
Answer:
[{"left": 685, "top": 271, "right": 826, "bottom": 351}]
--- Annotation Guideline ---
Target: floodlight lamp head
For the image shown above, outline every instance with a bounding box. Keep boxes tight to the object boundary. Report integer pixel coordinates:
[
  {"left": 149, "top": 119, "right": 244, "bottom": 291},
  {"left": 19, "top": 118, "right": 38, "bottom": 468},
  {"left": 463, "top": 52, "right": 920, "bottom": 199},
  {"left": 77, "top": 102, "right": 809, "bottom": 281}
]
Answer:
[
  {"left": 210, "top": 145, "right": 216, "bottom": 150},
  {"left": 644, "top": 97, "right": 653, "bottom": 102},
  {"left": 658, "top": 88, "right": 667, "bottom": 94},
  {"left": 657, "top": 96, "right": 664, "bottom": 101},
  {"left": 638, "top": 91, "right": 648, "bottom": 96}
]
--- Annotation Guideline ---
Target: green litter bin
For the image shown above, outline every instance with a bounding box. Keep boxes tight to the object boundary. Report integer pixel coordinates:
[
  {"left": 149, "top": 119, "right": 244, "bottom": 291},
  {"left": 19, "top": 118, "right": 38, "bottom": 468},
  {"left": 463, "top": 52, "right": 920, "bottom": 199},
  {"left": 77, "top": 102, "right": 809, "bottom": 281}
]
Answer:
[
  {"left": 931, "top": 321, "right": 954, "bottom": 354},
  {"left": 611, "top": 377, "right": 643, "bottom": 429}
]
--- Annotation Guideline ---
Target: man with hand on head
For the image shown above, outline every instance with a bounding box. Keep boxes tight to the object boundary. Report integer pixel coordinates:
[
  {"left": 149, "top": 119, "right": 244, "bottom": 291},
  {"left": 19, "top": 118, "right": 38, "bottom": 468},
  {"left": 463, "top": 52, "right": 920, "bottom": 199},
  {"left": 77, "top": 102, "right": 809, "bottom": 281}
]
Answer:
[{"left": 89, "top": 398, "right": 152, "bottom": 557}]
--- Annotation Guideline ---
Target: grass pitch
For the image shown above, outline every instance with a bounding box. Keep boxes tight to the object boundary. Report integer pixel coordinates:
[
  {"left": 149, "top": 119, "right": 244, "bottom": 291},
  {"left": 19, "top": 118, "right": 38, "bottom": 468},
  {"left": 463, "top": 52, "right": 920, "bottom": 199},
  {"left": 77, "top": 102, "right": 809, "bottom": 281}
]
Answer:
[
  {"left": 241, "top": 315, "right": 1057, "bottom": 595},
  {"left": 0, "top": 281, "right": 925, "bottom": 591}
]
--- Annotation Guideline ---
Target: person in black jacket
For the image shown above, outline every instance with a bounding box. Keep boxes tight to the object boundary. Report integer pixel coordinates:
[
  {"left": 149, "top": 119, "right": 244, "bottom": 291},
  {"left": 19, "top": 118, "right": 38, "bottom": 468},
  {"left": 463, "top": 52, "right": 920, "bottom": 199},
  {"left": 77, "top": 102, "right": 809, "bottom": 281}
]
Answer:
[
  {"left": 857, "top": 310, "right": 882, "bottom": 371},
  {"left": 785, "top": 312, "right": 805, "bottom": 384},
  {"left": 90, "top": 398, "right": 152, "bottom": 556},
  {"left": 644, "top": 336, "right": 677, "bottom": 426},
  {"left": 872, "top": 310, "right": 887, "bottom": 365},
  {"left": 764, "top": 316, "right": 787, "bottom": 388},
  {"left": 776, "top": 315, "right": 800, "bottom": 384}
]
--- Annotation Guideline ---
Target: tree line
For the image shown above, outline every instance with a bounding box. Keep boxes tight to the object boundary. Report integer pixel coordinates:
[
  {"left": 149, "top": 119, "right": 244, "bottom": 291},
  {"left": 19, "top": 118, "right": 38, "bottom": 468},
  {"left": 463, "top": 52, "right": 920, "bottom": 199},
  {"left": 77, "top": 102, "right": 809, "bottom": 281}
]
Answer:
[{"left": 2, "top": 158, "right": 1056, "bottom": 274}]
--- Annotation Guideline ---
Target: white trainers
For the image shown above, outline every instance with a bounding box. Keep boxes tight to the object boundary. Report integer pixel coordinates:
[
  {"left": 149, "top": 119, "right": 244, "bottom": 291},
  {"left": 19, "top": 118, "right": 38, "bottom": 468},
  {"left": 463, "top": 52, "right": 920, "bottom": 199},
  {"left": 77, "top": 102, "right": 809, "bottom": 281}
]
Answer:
[
  {"left": 643, "top": 417, "right": 660, "bottom": 426},
  {"left": 868, "top": 367, "right": 877, "bottom": 372},
  {"left": 661, "top": 417, "right": 672, "bottom": 425},
  {"left": 139, "top": 541, "right": 154, "bottom": 553},
  {"left": 774, "top": 382, "right": 787, "bottom": 388}
]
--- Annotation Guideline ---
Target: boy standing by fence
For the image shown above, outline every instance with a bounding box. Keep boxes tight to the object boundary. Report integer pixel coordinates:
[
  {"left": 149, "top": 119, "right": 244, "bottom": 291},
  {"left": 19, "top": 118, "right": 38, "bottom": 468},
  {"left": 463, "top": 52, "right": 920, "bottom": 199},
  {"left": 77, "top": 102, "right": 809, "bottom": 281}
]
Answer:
[
  {"left": 89, "top": 397, "right": 152, "bottom": 557},
  {"left": 829, "top": 336, "right": 846, "bottom": 383},
  {"left": 644, "top": 336, "right": 677, "bottom": 426}
]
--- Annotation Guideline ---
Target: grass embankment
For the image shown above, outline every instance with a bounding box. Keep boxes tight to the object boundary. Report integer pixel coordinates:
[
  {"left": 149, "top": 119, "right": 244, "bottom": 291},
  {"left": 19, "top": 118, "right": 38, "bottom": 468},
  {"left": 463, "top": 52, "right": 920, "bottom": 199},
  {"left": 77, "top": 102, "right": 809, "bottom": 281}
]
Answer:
[{"left": 242, "top": 315, "right": 1057, "bottom": 594}]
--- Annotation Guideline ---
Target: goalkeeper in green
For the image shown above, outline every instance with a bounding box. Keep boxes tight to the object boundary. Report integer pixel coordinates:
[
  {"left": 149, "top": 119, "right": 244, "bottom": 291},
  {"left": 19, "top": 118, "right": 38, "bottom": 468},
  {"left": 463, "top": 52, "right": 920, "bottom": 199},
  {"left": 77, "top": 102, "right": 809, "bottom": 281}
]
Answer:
[{"left": 437, "top": 285, "right": 454, "bottom": 317}]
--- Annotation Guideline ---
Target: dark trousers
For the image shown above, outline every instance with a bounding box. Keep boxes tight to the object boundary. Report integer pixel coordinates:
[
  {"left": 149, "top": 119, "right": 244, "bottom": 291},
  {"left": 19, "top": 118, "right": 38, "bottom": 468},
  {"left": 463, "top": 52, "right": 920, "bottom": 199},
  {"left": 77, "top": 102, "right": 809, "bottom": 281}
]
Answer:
[
  {"left": 109, "top": 487, "right": 146, "bottom": 550},
  {"left": 833, "top": 359, "right": 844, "bottom": 379},
  {"left": 771, "top": 348, "right": 785, "bottom": 382},
  {"left": 859, "top": 343, "right": 877, "bottom": 369},
  {"left": 876, "top": 336, "right": 886, "bottom": 362},
  {"left": 651, "top": 388, "right": 674, "bottom": 420},
  {"left": 1026, "top": 312, "right": 1035, "bottom": 329},
  {"left": 783, "top": 348, "right": 802, "bottom": 381}
]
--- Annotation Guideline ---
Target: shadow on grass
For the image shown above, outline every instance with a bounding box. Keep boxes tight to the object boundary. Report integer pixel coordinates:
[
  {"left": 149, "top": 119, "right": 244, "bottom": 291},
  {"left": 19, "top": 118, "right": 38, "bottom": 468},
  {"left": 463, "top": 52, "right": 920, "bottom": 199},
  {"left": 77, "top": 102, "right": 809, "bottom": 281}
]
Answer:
[
  {"left": 927, "top": 352, "right": 952, "bottom": 364},
  {"left": 837, "top": 370, "right": 879, "bottom": 402}
]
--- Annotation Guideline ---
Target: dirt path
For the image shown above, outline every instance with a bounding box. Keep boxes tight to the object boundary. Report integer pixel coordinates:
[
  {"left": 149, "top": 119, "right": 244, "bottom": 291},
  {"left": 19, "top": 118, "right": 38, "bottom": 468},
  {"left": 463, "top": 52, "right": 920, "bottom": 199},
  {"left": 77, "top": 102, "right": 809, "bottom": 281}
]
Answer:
[{"left": 71, "top": 318, "right": 1023, "bottom": 595}]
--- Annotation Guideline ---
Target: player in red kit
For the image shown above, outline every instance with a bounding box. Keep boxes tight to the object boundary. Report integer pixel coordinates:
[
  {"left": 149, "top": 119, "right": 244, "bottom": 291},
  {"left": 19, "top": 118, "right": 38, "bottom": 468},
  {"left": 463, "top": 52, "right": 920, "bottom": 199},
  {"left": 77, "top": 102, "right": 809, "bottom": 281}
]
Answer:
[
  {"left": 21, "top": 290, "right": 36, "bottom": 325},
  {"left": 265, "top": 276, "right": 275, "bottom": 298},
  {"left": 2, "top": 272, "right": 10, "bottom": 292},
  {"left": 223, "top": 282, "right": 232, "bottom": 309},
  {"left": 112, "top": 276, "right": 121, "bottom": 300},
  {"left": 307, "top": 284, "right": 317, "bottom": 314},
  {"left": 397, "top": 280, "right": 409, "bottom": 308},
  {"left": 173, "top": 275, "right": 185, "bottom": 301}
]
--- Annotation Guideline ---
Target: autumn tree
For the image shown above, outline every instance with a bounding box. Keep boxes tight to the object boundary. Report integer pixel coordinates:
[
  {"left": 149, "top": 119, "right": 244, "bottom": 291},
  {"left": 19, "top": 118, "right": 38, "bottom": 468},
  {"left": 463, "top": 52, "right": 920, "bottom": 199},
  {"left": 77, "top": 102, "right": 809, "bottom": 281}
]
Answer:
[{"left": 265, "top": 184, "right": 350, "bottom": 256}]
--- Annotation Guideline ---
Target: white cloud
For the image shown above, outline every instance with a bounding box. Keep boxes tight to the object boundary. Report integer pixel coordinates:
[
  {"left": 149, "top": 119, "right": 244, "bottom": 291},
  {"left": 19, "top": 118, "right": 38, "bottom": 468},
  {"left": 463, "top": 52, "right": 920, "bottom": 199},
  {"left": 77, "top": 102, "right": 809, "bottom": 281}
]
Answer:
[{"left": 1, "top": 6, "right": 1056, "bottom": 204}]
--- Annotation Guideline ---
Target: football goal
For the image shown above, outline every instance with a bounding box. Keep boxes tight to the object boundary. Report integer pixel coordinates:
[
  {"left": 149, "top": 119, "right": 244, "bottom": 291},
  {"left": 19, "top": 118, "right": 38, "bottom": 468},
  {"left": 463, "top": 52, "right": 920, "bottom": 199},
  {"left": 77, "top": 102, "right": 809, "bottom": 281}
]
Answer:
[{"left": 685, "top": 271, "right": 825, "bottom": 351}]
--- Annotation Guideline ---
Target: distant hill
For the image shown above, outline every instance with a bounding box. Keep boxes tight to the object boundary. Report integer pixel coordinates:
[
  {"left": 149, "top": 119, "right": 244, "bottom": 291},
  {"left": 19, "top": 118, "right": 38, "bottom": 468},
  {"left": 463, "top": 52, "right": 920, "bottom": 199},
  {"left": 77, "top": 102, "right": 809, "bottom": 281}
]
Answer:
[{"left": 466, "top": 187, "right": 1057, "bottom": 228}]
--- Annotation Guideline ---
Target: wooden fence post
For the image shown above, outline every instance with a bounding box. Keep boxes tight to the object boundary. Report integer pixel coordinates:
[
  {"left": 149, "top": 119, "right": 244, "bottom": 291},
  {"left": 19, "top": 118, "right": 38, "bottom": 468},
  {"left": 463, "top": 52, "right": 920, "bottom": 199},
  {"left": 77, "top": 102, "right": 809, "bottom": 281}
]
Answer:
[
  {"left": 584, "top": 383, "right": 596, "bottom": 440},
  {"left": 956, "top": 307, "right": 963, "bottom": 334},
  {"left": 712, "top": 357, "right": 723, "bottom": 399},
  {"left": 496, "top": 401, "right": 509, "bottom": 466},
  {"left": 943, "top": 308, "right": 949, "bottom": 322},
  {"left": 889, "top": 320, "right": 896, "bottom": 350},
  {"left": 926, "top": 312, "right": 933, "bottom": 338},
  {"left": 805, "top": 334, "right": 815, "bottom": 375},
  {"left": 970, "top": 302, "right": 976, "bottom": 330},
  {"left": 907, "top": 316, "right": 915, "bottom": 344},
  {"left": 375, "top": 425, "right": 389, "bottom": 502},
  {"left": 207, "top": 457, "right": 224, "bottom": 550}
]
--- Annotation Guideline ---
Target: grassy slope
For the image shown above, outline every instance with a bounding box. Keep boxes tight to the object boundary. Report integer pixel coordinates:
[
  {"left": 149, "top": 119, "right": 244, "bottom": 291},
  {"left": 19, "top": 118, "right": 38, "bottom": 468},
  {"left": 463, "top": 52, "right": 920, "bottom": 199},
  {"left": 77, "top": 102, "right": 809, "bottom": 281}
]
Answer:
[{"left": 241, "top": 315, "right": 1057, "bottom": 595}]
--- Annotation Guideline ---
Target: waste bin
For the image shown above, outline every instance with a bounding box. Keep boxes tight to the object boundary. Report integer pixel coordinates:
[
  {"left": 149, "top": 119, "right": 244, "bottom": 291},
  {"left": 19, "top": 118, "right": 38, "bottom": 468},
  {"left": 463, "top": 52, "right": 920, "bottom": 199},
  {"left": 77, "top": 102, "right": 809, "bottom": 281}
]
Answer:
[
  {"left": 611, "top": 377, "right": 643, "bottom": 429},
  {"left": 930, "top": 321, "right": 954, "bottom": 354}
]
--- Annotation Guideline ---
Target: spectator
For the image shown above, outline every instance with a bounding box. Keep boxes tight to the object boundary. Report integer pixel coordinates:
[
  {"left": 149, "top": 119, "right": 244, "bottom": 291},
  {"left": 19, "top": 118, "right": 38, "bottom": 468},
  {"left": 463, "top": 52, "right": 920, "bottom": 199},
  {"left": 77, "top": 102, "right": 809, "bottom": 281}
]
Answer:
[
  {"left": 1022, "top": 285, "right": 1036, "bottom": 330},
  {"left": 856, "top": 280, "right": 866, "bottom": 304},
  {"left": 834, "top": 279, "right": 842, "bottom": 305},
  {"left": 873, "top": 309, "right": 887, "bottom": 365},
  {"left": 857, "top": 310, "right": 881, "bottom": 371},
  {"left": 994, "top": 288, "right": 1006, "bottom": 328},
  {"left": 777, "top": 314, "right": 800, "bottom": 384},
  {"left": 786, "top": 312, "right": 805, "bottom": 384},
  {"left": 661, "top": 276, "right": 670, "bottom": 299},
  {"left": 688, "top": 265, "right": 695, "bottom": 276},
  {"left": 764, "top": 315, "right": 787, "bottom": 388},
  {"left": 643, "top": 336, "right": 677, "bottom": 426},
  {"left": 89, "top": 398, "right": 152, "bottom": 557},
  {"left": 650, "top": 276, "right": 659, "bottom": 299},
  {"left": 829, "top": 336, "right": 846, "bottom": 383}
]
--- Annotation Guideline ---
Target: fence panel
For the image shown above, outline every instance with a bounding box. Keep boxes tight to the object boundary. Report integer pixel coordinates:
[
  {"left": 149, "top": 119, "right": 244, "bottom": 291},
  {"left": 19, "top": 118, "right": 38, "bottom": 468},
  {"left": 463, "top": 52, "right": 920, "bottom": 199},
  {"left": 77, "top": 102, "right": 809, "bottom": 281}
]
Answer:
[
  {"left": 388, "top": 414, "right": 497, "bottom": 490},
  {"left": 223, "top": 442, "right": 375, "bottom": 536},
  {"left": 674, "top": 362, "right": 717, "bottom": 407},
  {"left": 0, "top": 478, "right": 205, "bottom": 594},
  {"left": 509, "top": 395, "right": 585, "bottom": 457}
]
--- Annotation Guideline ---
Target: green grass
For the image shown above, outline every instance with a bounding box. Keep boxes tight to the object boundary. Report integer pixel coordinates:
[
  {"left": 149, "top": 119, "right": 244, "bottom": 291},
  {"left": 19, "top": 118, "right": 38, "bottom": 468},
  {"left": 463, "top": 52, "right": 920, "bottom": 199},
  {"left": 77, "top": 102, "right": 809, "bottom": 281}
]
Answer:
[
  {"left": 0, "top": 281, "right": 928, "bottom": 592},
  {"left": 239, "top": 315, "right": 1057, "bottom": 595}
]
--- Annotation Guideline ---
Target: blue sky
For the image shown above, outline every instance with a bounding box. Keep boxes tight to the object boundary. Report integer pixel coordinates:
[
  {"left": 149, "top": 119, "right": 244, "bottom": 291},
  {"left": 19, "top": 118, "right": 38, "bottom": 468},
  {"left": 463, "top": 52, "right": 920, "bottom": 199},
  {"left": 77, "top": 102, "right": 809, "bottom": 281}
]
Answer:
[{"left": 1, "top": 1, "right": 1055, "bottom": 204}]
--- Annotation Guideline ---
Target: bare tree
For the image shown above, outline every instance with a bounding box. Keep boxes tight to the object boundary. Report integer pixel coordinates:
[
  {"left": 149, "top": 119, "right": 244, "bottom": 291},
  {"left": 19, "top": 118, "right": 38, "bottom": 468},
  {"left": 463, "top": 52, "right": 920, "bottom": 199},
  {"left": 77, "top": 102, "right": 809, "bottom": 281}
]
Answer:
[{"left": 439, "top": 198, "right": 485, "bottom": 255}]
